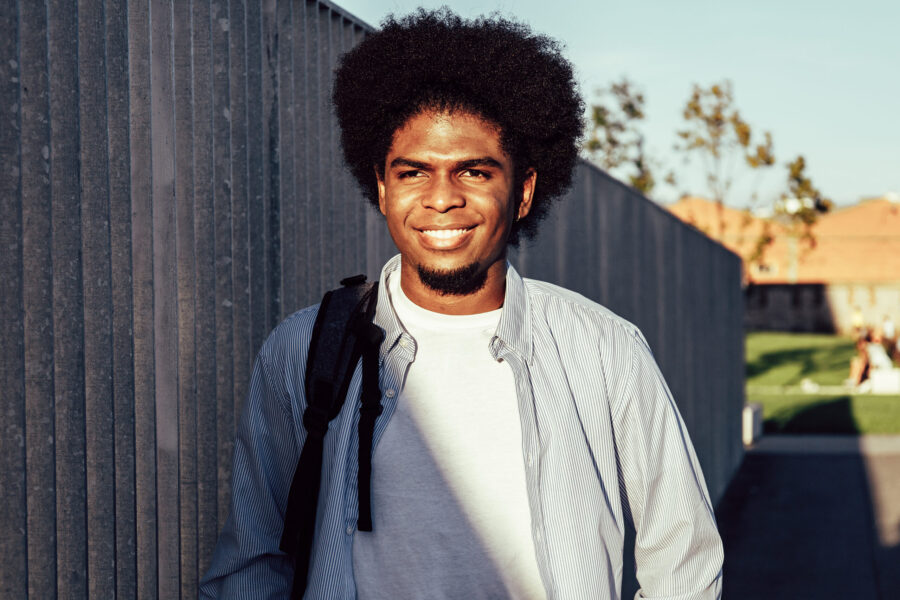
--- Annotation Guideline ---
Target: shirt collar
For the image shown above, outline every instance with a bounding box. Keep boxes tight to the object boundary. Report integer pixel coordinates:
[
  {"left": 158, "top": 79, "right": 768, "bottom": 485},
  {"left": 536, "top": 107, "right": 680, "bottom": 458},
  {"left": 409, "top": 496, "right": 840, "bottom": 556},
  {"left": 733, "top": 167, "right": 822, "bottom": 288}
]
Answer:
[
  {"left": 374, "top": 254, "right": 407, "bottom": 358},
  {"left": 374, "top": 254, "right": 533, "bottom": 364},
  {"left": 496, "top": 261, "right": 533, "bottom": 365}
]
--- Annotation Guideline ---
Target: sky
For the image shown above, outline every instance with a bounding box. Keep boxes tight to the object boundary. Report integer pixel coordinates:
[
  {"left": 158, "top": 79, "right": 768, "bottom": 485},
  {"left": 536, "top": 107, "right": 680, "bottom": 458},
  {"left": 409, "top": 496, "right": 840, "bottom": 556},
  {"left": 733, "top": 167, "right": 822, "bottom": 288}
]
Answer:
[{"left": 333, "top": 0, "right": 900, "bottom": 208}]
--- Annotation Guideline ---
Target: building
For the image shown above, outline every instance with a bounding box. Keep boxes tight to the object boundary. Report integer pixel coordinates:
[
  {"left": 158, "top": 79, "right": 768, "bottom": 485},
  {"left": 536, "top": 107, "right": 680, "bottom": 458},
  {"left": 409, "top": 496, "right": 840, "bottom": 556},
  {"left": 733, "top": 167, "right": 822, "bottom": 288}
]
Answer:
[{"left": 667, "top": 196, "right": 900, "bottom": 334}]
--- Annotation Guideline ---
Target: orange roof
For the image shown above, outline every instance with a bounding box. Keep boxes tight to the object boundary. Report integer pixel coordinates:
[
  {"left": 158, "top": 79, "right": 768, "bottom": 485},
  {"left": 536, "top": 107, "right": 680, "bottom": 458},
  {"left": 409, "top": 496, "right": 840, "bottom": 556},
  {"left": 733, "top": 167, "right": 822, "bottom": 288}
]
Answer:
[
  {"left": 667, "top": 196, "right": 787, "bottom": 259},
  {"left": 815, "top": 198, "right": 900, "bottom": 237},
  {"left": 666, "top": 196, "right": 900, "bottom": 284}
]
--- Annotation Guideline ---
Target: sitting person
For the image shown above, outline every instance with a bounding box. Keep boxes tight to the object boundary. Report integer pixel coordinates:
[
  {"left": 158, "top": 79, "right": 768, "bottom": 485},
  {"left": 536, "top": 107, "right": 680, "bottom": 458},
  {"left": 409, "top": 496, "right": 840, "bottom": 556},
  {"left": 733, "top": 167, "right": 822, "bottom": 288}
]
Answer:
[
  {"left": 849, "top": 331, "right": 900, "bottom": 392},
  {"left": 867, "top": 332, "right": 894, "bottom": 372},
  {"left": 848, "top": 334, "right": 870, "bottom": 387}
]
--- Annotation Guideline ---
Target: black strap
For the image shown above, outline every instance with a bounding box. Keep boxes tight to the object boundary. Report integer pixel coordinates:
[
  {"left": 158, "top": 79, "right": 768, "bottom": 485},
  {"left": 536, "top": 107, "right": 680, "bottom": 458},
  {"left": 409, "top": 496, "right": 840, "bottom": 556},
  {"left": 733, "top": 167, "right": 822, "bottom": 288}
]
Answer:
[
  {"left": 278, "top": 277, "right": 378, "bottom": 598},
  {"left": 356, "top": 321, "right": 385, "bottom": 532}
]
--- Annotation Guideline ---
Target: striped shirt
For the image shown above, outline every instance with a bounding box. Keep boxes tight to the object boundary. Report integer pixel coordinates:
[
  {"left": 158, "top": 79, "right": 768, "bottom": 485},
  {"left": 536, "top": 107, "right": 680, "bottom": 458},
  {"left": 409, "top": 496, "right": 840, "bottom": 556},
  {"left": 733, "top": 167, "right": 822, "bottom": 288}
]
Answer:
[{"left": 199, "top": 254, "right": 724, "bottom": 599}]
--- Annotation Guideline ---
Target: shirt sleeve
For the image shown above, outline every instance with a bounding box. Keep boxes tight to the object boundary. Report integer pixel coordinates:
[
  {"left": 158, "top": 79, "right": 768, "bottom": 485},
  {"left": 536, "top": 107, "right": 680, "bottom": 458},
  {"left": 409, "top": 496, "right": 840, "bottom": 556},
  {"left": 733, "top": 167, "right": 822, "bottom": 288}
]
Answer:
[
  {"left": 612, "top": 330, "right": 724, "bottom": 600},
  {"left": 199, "top": 351, "right": 301, "bottom": 599}
]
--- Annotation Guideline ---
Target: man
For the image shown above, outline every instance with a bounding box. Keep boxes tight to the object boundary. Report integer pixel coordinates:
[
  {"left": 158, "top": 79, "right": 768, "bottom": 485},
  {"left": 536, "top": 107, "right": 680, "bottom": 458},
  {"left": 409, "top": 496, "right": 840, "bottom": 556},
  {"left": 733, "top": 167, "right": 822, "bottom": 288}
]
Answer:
[{"left": 201, "top": 9, "right": 722, "bottom": 599}]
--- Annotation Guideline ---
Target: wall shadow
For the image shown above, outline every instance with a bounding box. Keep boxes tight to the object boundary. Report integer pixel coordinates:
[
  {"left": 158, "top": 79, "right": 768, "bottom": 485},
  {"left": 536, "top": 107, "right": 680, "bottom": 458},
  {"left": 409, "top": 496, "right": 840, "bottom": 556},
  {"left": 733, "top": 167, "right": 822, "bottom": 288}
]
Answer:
[
  {"left": 766, "top": 396, "right": 859, "bottom": 434},
  {"left": 716, "top": 429, "right": 900, "bottom": 598},
  {"left": 746, "top": 345, "right": 852, "bottom": 382}
]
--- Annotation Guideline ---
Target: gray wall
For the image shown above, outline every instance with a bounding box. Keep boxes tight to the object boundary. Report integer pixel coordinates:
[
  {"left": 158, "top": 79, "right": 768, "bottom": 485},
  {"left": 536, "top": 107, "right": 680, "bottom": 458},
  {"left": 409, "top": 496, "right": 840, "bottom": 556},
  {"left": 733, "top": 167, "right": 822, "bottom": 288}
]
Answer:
[{"left": 0, "top": 0, "right": 743, "bottom": 597}]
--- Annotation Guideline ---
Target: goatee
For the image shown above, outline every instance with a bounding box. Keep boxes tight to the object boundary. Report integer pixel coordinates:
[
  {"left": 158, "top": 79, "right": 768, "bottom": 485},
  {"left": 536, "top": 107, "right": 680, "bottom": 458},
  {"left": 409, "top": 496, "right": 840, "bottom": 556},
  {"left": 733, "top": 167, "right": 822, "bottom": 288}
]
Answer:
[{"left": 416, "top": 262, "right": 487, "bottom": 296}]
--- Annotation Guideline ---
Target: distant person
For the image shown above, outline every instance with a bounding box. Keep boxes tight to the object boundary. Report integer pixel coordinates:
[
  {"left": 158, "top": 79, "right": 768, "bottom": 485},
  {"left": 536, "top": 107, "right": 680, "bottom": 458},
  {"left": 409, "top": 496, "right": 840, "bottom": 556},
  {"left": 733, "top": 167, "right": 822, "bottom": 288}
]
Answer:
[
  {"left": 851, "top": 306, "right": 865, "bottom": 339},
  {"left": 882, "top": 315, "right": 896, "bottom": 340},
  {"left": 200, "top": 9, "right": 723, "bottom": 600},
  {"left": 881, "top": 314, "right": 896, "bottom": 361},
  {"left": 848, "top": 333, "right": 871, "bottom": 387},
  {"left": 868, "top": 331, "right": 894, "bottom": 371}
]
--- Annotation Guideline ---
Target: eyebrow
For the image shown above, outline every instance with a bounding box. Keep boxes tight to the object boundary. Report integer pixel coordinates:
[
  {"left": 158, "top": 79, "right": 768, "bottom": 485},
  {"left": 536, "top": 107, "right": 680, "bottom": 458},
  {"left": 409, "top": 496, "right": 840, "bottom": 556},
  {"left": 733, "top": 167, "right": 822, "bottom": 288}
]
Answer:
[{"left": 388, "top": 156, "right": 503, "bottom": 170}]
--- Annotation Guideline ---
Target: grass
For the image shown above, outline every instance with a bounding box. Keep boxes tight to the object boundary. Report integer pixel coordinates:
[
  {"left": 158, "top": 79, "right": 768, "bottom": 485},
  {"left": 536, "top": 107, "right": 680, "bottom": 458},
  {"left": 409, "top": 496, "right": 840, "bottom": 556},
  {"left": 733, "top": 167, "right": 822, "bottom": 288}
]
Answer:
[
  {"left": 746, "top": 331, "right": 900, "bottom": 434},
  {"left": 745, "top": 331, "right": 857, "bottom": 387}
]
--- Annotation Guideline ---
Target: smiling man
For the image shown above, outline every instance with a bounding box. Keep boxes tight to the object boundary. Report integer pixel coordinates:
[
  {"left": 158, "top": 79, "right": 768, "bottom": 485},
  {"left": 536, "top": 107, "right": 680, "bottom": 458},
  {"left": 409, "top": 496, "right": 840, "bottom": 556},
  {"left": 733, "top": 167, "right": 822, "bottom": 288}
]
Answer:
[
  {"left": 201, "top": 9, "right": 722, "bottom": 600},
  {"left": 378, "top": 110, "right": 535, "bottom": 313}
]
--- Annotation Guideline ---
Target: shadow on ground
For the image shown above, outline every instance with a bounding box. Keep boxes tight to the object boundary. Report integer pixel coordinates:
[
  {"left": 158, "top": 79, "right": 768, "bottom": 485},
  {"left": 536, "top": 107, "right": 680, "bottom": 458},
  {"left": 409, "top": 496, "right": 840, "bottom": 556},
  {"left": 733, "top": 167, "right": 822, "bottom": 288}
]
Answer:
[
  {"left": 746, "top": 344, "right": 852, "bottom": 384},
  {"left": 765, "top": 396, "right": 859, "bottom": 434},
  {"left": 716, "top": 427, "right": 900, "bottom": 598}
]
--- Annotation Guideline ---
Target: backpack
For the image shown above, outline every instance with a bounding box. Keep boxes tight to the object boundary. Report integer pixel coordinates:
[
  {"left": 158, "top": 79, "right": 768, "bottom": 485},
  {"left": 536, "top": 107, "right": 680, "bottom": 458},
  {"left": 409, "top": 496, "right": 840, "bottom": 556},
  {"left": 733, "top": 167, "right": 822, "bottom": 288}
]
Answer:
[{"left": 279, "top": 274, "right": 383, "bottom": 599}]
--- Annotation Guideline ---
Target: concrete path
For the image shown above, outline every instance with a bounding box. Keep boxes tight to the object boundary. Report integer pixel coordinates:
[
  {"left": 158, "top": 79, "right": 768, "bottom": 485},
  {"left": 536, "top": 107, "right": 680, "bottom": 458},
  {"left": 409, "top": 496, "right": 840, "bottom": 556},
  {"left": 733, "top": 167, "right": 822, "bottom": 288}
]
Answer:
[{"left": 716, "top": 435, "right": 900, "bottom": 599}]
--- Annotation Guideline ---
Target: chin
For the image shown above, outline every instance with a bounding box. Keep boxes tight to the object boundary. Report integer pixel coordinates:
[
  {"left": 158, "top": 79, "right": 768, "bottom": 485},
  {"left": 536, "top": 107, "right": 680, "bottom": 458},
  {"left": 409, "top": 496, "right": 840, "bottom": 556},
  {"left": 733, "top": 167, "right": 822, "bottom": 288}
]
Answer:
[{"left": 416, "top": 262, "right": 487, "bottom": 296}]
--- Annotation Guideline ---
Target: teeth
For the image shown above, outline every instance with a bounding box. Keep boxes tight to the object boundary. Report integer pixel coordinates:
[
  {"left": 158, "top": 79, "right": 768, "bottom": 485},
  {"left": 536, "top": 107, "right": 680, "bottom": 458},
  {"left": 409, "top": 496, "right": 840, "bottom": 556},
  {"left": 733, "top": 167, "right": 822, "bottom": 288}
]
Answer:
[{"left": 421, "top": 228, "right": 469, "bottom": 239}]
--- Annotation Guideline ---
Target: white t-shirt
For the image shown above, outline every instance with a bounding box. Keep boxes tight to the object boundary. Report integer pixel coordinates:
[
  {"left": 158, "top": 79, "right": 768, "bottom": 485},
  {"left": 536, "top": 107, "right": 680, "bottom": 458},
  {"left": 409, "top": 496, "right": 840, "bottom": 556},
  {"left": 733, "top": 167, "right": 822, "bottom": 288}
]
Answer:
[{"left": 352, "top": 270, "right": 546, "bottom": 600}]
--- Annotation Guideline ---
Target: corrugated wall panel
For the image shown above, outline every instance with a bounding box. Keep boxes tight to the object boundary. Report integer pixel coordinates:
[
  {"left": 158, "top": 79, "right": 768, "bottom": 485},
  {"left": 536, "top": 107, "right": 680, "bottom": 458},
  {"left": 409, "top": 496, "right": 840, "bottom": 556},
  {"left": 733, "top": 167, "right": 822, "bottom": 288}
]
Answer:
[
  {"left": 246, "top": 0, "right": 268, "bottom": 360},
  {"left": 105, "top": 0, "right": 139, "bottom": 596},
  {"left": 48, "top": 0, "right": 88, "bottom": 595},
  {"left": 78, "top": 0, "right": 116, "bottom": 595},
  {"left": 172, "top": 1, "right": 198, "bottom": 596},
  {"left": 127, "top": 0, "right": 158, "bottom": 596},
  {"left": 290, "top": 0, "right": 311, "bottom": 310},
  {"left": 18, "top": 2, "right": 57, "bottom": 597},
  {"left": 3, "top": 2, "right": 742, "bottom": 596},
  {"left": 191, "top": 0, "right": 220, "bottom": 579},
  {"left": 303, "top": 0, "right": 324, "bottom": 303},
  {"left": 211, "top": 0, "right": 236, "bottom": 533},
  {"left": 229, "top": 0, "right": 252, "bottom": 469},
  {"left": 275, "top": 0, "right": 297, "bottom": 317},
  {"left": 0, "top": 5, "right": 25, "bottom": 598},
  {"left": 148, "top": 1, "right": 180, "bottom": 596}
]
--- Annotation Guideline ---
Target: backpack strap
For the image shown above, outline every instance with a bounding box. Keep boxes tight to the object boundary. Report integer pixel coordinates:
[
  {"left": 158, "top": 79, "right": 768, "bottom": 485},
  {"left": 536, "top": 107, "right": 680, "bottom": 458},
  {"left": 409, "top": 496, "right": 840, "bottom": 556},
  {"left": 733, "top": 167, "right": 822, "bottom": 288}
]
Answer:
[{"left": 279, "top": 274, "right": 380, "bottom": 598}]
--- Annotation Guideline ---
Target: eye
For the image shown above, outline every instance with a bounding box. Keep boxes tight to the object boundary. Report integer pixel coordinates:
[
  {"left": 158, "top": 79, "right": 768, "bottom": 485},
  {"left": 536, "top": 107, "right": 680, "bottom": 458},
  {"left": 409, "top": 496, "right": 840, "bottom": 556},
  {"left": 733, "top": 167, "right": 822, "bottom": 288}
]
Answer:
[
  {"left": 397, "top": 169, "right": 425, "bottom": 179},
  {"left": 460, "top": 169, "right": 490, "bottom": 180}
]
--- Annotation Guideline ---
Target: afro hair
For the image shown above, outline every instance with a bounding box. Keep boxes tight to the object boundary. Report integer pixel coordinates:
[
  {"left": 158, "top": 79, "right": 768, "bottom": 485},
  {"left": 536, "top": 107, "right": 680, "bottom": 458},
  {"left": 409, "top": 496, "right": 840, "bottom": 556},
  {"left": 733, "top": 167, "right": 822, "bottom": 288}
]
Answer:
[{"left": 332, "top": 8, "right": 584, "bottom": 243}]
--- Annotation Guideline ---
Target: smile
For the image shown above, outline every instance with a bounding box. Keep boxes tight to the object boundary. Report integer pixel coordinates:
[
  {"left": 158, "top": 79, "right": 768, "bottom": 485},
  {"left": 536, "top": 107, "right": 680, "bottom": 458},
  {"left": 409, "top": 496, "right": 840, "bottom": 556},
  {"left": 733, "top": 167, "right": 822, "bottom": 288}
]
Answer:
[
  {"left": 421, "top": 228, "right": 471, "bottom": 239},
  {"left": 416, "top": 226, "right": 475, "bottom": 249}
]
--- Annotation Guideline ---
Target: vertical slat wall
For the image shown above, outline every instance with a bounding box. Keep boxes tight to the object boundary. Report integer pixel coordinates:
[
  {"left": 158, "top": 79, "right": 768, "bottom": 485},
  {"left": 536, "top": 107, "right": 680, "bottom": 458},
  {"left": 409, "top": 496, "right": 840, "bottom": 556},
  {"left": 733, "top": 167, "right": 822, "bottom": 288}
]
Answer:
[
  {"left": 1, "top": 1, "right": 372, "bottom": 597},
  {"left": 1, "top": 1, "right": 742, "bottom": 597}
]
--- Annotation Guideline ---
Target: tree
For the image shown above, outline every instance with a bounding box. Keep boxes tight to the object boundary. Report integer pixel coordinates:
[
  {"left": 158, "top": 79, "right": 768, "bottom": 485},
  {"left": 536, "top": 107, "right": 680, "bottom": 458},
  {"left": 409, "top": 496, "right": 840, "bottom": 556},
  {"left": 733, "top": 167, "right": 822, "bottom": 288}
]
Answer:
[
  {"left": 675, "top": 80, "right": 775, "bottom": 207},
  {"left": 777, "top": 155, "right": 833, "bottom": 229},
  {"left": 746, "top": 155, "right": 832, "bottom": 281},
  {"left": 585, "top": 79, "right": 668, "bottom": 196},
  {"left": 775, "top": 155, "right": 833, "bottom": 280}
]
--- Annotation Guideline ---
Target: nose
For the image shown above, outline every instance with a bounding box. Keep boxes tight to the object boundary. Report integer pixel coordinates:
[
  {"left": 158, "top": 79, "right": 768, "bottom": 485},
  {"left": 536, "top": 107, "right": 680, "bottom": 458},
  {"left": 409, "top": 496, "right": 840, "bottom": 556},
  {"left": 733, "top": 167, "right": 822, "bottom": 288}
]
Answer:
[{"left": 421, "top": 175, "right": 465, "bottom": 212}]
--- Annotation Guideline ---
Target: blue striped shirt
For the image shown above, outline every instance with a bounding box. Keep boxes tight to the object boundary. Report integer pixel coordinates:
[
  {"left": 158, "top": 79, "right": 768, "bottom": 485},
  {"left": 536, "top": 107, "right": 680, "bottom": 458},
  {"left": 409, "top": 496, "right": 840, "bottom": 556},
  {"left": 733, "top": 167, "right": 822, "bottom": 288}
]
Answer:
[{"left": 200, "top": 254, "right": 723, "bottom": 599}]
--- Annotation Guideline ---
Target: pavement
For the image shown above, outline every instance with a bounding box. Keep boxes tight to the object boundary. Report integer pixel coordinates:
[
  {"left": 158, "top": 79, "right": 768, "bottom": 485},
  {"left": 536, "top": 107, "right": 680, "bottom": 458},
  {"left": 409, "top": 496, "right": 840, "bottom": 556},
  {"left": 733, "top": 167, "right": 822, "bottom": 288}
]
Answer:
[{"left": 716, "top": 435, "right": 900, "bottom": 599}]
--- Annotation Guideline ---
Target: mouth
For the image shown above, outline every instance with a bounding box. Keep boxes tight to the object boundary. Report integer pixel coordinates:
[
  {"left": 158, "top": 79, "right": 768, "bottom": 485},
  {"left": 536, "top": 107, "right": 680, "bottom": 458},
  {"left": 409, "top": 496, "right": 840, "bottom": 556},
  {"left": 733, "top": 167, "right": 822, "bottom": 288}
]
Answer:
[{"left": 415, "top": 226, "right": 476, "bottom": 249}]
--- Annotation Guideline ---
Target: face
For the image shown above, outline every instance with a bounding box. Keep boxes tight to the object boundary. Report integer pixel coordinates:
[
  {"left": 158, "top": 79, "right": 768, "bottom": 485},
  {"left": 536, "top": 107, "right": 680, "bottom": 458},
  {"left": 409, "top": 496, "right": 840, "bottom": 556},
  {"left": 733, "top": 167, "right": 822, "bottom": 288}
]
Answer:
[{"left": 377, "top": 110, "right": 535, "bottom": 314}]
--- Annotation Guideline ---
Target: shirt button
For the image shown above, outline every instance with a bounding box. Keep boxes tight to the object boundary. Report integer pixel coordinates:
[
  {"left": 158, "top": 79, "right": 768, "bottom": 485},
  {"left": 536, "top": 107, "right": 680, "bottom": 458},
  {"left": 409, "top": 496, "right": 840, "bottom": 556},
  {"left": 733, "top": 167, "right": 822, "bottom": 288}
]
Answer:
[
  {"left": 526, "top": 453, "right": 536, "bottom": 466},
  {"left": 346, "top": 524, "right": 354, "bottom": 535},
  {"left": 385, "top": 389, "right": 396, "bottom": 398},
  {"left": 399, "top": 338, "right": 409, "bottom": 348}
]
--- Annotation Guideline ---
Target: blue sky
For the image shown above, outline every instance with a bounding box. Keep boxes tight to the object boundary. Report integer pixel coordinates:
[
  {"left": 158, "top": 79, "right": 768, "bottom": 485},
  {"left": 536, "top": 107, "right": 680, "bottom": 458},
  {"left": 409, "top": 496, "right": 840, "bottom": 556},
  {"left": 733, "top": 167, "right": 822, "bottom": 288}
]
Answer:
[{"left": 335, "top": 0, "right": 900, "bottom": 207}]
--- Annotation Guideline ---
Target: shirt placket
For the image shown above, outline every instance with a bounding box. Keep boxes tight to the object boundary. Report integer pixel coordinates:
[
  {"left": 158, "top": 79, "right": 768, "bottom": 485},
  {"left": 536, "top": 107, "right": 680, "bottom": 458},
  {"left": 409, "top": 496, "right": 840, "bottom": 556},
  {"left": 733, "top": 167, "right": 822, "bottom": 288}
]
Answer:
[{"left": 492, "top": 338, "right": 556, "bottom": 599}]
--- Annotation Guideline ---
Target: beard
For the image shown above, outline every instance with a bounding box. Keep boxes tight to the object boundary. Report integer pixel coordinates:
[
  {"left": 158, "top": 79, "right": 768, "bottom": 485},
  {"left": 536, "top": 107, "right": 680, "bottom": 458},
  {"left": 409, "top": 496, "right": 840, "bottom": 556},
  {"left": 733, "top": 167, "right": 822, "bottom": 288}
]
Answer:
[{"left": 416, "top": 262, "right": 487, "bottom": 296}]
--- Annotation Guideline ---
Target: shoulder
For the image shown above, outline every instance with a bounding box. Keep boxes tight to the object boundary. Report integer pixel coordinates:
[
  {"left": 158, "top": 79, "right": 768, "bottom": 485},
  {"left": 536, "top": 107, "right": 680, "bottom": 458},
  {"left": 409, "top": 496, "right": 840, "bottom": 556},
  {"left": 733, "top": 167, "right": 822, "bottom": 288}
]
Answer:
[
  {"left": 523, "top": 277, "right": 642, "bottom": 341},
  {"left": 255, "top": 304, "right": 321, "bottom": 392},
  {"left": 522, "top": 278, "right": 652, "bottom": 400}
]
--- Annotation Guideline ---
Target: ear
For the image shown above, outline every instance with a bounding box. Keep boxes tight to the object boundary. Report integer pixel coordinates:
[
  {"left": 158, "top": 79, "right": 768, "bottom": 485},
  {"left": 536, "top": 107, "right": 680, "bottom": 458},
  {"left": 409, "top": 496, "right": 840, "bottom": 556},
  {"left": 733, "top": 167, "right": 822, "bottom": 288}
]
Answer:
[
  {"left": 375, "top": 166, "right": 387, "bottom": 216},
  {"left": 516, "top": 169, "right": 537, "bottom": 221}
]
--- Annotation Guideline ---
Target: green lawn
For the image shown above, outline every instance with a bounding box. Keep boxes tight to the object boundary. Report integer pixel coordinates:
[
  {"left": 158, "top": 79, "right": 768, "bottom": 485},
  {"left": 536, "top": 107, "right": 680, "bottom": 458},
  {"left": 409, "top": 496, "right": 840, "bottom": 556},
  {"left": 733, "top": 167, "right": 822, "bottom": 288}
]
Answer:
[{"left": 746, "top": 331, "right": 900, "bottom": 434}]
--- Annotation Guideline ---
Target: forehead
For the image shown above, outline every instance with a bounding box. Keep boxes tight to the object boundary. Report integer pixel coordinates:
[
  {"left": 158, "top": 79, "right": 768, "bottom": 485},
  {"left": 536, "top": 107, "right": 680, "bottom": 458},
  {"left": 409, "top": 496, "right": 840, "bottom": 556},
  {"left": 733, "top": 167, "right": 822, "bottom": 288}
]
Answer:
[{"left": 388, "top": 110, "right": 508, "bottom": 162}]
